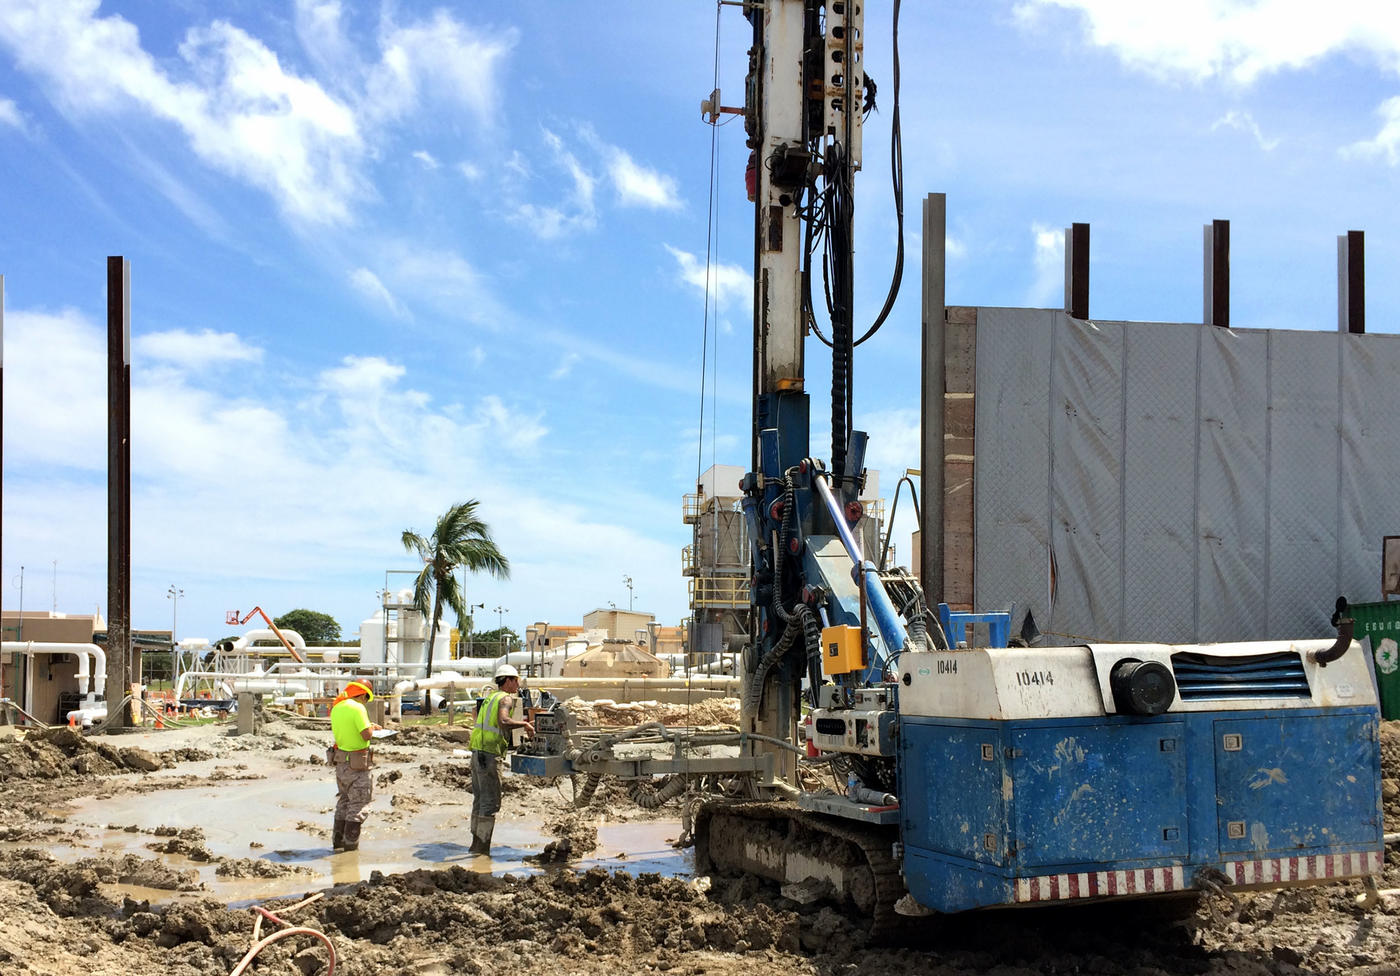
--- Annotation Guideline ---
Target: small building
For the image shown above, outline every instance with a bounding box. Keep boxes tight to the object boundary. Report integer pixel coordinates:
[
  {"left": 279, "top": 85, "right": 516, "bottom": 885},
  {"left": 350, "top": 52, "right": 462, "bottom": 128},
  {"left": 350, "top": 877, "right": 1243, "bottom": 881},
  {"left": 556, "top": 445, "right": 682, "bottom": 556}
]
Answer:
[
  {"left": 2, "top": 610, "right": 171, "bottom": 725},
  {"left": 582, "top": 608, "right": 654, "bottom": 642}
]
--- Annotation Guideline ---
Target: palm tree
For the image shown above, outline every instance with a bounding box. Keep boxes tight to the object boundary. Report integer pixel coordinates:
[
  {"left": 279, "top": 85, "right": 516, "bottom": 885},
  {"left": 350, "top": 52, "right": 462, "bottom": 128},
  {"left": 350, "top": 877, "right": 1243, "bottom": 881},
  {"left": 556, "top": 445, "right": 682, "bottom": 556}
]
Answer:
[{"left": 402, "top": 500, "right": 509, "bottom": 712}]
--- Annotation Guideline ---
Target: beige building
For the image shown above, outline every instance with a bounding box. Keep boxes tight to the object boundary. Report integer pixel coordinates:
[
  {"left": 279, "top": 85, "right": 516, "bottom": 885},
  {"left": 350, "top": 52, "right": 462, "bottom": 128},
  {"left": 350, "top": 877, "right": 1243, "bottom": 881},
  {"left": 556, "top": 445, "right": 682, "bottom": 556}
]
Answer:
[
  {"left": 582, "top": 608, "right": 654, "bottom": 642},
  {"left": 2, "top": 611, "right": 170, "bottom": 725}
]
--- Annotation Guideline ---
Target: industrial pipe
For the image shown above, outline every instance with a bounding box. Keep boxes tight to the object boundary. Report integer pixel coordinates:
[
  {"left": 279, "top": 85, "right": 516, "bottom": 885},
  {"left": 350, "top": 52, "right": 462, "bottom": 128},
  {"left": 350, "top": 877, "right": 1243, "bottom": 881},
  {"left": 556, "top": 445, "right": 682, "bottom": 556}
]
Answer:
[
  {"left": 3, "top": 641, "right": 108, "bottom": 704},
  {"left": 811, "top": 472, "right": 918, "bottom": 658}
]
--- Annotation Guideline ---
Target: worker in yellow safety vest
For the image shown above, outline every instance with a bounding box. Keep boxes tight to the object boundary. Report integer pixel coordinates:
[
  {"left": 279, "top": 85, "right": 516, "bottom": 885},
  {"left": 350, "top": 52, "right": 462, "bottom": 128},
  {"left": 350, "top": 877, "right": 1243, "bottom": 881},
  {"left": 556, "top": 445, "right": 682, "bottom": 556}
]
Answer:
[
  {"left": 329, "top": 680, "right": 381, "bottom": 852},
  {"left": 468, "top": 664, "right": 535, "bottom": 855}
]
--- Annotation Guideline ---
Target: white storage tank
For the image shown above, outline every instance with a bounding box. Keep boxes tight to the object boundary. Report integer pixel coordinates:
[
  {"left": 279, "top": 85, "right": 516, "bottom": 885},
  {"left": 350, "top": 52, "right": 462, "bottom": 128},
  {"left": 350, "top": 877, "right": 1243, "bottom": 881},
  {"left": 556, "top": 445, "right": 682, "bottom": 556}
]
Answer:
[{"left": 359, "top": 611, "right": 386, "bottom": 665}]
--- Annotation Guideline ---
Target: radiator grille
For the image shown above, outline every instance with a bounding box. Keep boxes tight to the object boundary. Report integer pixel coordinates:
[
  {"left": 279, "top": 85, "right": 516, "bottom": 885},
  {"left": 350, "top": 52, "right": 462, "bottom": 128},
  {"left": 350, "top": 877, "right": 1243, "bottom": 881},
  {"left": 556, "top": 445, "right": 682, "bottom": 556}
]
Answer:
[{"left": 1170, "top": 651, "right": 1310, "bottom": 701}]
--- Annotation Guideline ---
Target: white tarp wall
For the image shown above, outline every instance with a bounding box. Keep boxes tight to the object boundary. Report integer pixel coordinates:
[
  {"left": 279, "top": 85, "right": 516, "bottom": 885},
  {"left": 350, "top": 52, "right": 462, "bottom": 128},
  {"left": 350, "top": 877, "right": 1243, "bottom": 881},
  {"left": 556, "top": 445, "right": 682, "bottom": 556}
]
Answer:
[{"left": 974, "top": 307, "right": 1400, "bottom": 643}]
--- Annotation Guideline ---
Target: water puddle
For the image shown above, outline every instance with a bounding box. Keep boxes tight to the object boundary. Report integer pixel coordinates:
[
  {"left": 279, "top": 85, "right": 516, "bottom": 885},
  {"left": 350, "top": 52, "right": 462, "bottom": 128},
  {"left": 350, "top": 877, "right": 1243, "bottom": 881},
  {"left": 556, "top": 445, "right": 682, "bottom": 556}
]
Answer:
[{"left": 49, "top": 765, "right": 692, "bottom": 904}]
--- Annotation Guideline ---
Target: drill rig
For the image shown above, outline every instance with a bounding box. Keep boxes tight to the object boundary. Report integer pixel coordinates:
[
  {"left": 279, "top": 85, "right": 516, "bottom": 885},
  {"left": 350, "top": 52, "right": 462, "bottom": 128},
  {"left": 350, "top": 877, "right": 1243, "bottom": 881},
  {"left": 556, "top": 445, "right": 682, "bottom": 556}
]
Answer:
[{"left": 516, "top": 0, "right": 1385, "bottom": 926}]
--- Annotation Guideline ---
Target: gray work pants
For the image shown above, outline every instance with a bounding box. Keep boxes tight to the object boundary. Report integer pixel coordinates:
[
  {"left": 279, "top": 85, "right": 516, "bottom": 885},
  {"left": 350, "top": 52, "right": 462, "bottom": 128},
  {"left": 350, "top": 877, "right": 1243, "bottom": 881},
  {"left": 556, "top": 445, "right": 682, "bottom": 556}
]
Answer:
[
  {"left": 471, "top": 749, "right": 503, "bottom": 816},
  {"left": 335, "top": 763, "right": 374, "bottom": 823}
]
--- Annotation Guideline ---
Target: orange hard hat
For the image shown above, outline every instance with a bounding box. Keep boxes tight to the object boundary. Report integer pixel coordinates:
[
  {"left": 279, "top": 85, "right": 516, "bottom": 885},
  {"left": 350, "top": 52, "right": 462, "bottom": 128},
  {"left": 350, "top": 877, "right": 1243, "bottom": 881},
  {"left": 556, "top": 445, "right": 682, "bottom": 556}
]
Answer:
[{"left": 344, "top": 680, "right": 374, "bottom": 701}]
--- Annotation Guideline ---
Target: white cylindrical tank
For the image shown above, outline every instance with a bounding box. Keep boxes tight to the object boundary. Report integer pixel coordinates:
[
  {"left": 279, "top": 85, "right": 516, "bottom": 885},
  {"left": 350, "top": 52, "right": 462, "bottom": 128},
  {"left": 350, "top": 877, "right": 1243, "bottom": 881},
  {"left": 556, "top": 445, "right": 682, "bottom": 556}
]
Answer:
[
  {"left": 359, "top": 612, "right": 386, "bottom": 665},
  {"left": 399, "top": 607, "right": 426, "bottom": 667}
]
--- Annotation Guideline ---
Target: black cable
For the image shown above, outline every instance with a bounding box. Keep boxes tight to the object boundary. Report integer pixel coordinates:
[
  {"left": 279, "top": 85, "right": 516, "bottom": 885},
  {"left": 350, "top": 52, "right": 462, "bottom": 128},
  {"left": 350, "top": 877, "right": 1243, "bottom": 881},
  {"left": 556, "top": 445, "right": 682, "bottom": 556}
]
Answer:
[{"left": 854, "top": 0, "right": 904, "bottom": 347}]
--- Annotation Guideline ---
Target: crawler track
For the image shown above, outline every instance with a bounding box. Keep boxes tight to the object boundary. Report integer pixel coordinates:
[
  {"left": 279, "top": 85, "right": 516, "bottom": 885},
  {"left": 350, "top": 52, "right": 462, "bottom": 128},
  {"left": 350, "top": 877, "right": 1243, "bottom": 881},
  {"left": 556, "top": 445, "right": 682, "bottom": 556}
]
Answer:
[{"left": 694, "top": 799, "right": 909, "bottom": 936}]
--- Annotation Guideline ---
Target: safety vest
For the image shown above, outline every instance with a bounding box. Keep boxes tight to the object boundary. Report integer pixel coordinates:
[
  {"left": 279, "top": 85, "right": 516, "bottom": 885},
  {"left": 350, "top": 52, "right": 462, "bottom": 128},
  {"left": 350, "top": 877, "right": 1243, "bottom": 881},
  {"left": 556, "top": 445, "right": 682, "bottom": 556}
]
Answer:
[{"left": 470, "top": 691, "right": 510, "bottom": 756}]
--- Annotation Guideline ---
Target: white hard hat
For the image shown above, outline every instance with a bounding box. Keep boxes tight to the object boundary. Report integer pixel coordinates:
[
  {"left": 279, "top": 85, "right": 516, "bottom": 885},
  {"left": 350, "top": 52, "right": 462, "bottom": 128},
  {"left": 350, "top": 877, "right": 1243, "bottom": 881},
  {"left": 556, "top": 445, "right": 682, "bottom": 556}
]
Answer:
[{"left": 494, "top": 664, "right": 520, "bottom": 680}]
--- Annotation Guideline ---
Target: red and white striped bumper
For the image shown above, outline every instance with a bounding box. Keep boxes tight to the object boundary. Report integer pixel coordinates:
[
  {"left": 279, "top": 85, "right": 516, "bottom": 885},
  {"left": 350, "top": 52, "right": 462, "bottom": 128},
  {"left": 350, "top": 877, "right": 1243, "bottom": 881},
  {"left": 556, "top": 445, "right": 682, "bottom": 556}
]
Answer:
[{"left": 1013, "top": 850, "right": 1383, "bottom": 904}]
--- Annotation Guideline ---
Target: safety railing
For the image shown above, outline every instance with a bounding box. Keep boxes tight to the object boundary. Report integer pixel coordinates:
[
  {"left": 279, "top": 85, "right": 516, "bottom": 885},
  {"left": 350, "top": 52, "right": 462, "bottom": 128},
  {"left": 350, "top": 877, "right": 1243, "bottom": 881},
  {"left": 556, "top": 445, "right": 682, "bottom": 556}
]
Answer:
[
  {"left": 689, "top": 576, "right": 749, "bottom": 609},
  {"left": 681, "top": 544, "right": 696, "bottom": 576}
]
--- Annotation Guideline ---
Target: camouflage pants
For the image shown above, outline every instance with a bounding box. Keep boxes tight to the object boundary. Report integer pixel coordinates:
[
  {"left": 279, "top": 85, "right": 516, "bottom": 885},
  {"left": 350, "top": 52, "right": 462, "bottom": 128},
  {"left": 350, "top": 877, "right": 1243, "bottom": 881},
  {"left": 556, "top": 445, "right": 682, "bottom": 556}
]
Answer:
[
  {"left": 471, "top": 750, "right": 502, "bottom": 818},
  {"left": 335, "top": 763, "right": 373, "bottom": 823}
]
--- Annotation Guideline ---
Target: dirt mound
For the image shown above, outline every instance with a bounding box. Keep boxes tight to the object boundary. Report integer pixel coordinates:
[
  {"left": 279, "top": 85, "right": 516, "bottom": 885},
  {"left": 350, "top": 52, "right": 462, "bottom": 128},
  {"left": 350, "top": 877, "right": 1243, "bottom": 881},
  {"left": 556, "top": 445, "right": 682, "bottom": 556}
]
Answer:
[
  {"left": 0, "top": 849, "right": 201, "bottom": 917},
  {"left": 530, "top": 812, "right": 600, "bottom": 863},
  {"left": 214, "top": 857, "right": 316, "bottom": 879},
  {"left": 0, "top": 726, "right": 169, "bottom": 781},
  {"left": 1380, "top": 720, "right": 1399, "bottom": 826},
  {"left": 564, "top": 696, "right": 739, "bottom": 728}
]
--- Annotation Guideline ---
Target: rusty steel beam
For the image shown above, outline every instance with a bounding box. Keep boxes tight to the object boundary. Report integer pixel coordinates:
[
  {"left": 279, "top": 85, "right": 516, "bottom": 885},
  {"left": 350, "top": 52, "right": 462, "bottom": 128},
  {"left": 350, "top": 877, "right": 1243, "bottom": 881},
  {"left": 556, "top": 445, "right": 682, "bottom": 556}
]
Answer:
[{"left": 107, "top": 256, "right": 132, "bottom": 726}]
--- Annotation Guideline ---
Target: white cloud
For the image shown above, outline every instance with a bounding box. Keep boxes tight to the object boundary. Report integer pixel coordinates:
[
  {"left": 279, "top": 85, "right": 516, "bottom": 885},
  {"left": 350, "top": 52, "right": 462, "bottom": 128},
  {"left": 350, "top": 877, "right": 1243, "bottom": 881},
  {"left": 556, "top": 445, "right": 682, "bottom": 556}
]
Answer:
[
  {"left": 364, "top": 10, "right": 516, "bottom": 125},
  {"left": 511, "top": 128, "right": 598, "bottom": 239},
  {"left": 1015, "top": 1, "right": 1400, "bottom": 84},
  {"left": 1029, "top": 222, "right": 1064, "bottom": 307},
  {"left": 0, "top": 1, "right": 365, "bottom": 224},
  {"left": 1211, "top": 109, "right": 1280, "bottom": 151},
  {"left": 665, "top": 244, "right": 751, "bottom": 308},
  {"left": 319, "top": 354, "right": 407, "bottom": 395},
  {"left": 1, "top": 308, "right": 107, "bottom": 469},
  {"left": 606, "top": 147, "right": 681, "bottom": 210},
  {"left": 0, "top": 96, "right": 23, "bottom": 130},
  {"left": 389, "top": 245, "right": 509, "bottom": 328},
  {"left": 945, "top": 234, "right": 967, "bottom": 259},
  {"left": 135, "top": 328, "right": 264, "bottom": 369},
  {"left": 1343, "top": 95, "right": 1400, "bottom": 164},
  {"left": 458, "top": 160, "right": 482, "bottom": 181},
  {"left": 412, "top": 149, "right": 439, "bottom": 169},
  {"left": 348, "top": 266, "right": 408, "bottom": 319},
  {"left": 1, "top": 302, "right": 694, "bottom": 635},
  {"left": 550, "top": 353, "right": 580, "bottom": 380},
  {"left": 0, "top": 1, "right": 522, "bottom": 224}
]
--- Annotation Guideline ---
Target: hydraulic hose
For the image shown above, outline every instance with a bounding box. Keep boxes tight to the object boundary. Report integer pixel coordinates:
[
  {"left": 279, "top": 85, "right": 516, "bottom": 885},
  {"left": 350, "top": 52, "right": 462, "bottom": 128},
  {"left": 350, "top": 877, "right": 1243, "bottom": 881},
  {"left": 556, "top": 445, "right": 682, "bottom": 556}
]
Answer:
[{"left": 1311, "top": 597, "right": 1355, "bottom": 666}]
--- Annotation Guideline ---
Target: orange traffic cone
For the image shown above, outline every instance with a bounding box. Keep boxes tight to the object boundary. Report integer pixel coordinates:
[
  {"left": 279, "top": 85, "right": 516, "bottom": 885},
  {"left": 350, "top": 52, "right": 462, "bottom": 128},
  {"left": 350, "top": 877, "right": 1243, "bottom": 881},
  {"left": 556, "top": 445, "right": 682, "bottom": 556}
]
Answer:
[
  {"left": 68, "top": 714, "right": 76, "bottom": 728},
  {"left": 155, "top": 713, "right": 164, "bottom": 730}
]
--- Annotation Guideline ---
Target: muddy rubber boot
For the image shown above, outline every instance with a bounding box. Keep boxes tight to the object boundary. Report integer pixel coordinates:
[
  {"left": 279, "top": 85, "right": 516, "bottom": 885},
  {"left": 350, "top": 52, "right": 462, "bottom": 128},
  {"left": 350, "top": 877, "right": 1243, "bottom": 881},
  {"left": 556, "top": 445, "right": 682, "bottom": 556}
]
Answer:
[
  {"left": 342, "top": 820, "right": 362, "bottom": 852},
  {"left": 332, "top": 819, "right": 347, "bottom": 851},
  {"left": 470, "top": 816, "right": 494, "bottom": 855}
]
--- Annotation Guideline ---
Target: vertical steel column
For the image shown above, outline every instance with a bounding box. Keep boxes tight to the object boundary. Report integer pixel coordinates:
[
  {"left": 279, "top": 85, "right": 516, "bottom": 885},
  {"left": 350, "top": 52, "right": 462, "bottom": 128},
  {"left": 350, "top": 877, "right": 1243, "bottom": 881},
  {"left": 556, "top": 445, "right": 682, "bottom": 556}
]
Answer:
[
  {"left": 1203, "top": 219, "right": 1230, "bottom": 328},
  {"left": 106, "top": 257, "right": 132, "bottom": 725},
  {"left": 1, "top": 275, "right": 5, "bottom": 638},
  {"left": 1064, "top": 222, "right": 1090, "bottom": 320},
  {"left": 1338, "top": 230, "right": 1365, "bottom": 334},
  {"left": 920, "top": 193, "right": 946, "bottom": 607}
]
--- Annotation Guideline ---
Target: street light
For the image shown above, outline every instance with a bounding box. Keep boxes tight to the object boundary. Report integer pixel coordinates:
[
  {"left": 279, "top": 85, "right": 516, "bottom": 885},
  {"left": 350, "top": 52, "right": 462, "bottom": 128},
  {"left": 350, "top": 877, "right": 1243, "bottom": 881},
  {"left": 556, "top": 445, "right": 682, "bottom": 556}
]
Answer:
[
  {"left": 467, "top": 602, "right": 485, "bottom": 655},
  {"left": 622, "top": 574, "right": 634, "bottom": 611},
  {"left": 494, "top": 605, "right": 509, "bottom": 656},
  {"left": 166, "top": 585, "right": 184, "bottom": 688}
]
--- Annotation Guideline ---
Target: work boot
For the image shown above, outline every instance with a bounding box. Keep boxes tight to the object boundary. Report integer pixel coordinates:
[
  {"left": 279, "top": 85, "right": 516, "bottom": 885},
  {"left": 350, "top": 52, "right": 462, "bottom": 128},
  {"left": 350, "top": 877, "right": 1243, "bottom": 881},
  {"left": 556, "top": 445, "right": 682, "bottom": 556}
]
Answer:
[
  {"left": 470, "top": 815, "right": 494, "bottom": 855},
  {"left": 332, "top": 819, "right": 347, "bottom": 851},
  {"left": 342, "top": 820, "right": 362, "bottom": 852}
]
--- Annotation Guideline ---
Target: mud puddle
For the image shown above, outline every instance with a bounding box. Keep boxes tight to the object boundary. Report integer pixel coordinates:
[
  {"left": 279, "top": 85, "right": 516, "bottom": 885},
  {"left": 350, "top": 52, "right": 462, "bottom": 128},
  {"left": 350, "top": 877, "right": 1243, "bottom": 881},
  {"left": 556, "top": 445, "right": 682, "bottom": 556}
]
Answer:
[{"left": 47, "top": 765, "right": 690, "bottom": 903}]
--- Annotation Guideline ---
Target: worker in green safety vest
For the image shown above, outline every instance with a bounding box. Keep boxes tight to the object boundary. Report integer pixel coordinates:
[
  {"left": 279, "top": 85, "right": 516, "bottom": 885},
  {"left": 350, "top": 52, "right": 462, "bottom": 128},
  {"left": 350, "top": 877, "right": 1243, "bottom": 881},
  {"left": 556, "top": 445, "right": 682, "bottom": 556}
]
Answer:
[{"left": 468, "top": 664, "right": 535, "bottom": 855}]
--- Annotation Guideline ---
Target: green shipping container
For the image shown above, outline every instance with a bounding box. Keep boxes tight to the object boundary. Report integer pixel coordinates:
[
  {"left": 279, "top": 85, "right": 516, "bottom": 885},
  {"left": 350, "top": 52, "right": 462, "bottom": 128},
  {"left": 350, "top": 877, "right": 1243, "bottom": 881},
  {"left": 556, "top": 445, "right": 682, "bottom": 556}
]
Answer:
[{"left": 1351, "top": 600, "right": 1400, "bottom": 720}]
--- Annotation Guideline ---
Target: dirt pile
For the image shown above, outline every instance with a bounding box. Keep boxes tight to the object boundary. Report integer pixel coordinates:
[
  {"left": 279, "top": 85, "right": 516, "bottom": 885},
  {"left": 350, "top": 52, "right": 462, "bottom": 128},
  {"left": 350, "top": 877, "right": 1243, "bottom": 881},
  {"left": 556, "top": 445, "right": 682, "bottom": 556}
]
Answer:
[
  {"left": 564, "top": 696, "right": 740, "bottom": 728},
  {"left": 0, "top": 726, "right": 173, "bottom": 781}
]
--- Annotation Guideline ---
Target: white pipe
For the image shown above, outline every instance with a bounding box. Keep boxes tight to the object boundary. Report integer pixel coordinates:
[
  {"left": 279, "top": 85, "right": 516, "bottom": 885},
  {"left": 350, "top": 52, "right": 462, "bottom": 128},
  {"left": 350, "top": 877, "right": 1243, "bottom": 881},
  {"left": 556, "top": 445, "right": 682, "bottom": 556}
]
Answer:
[
  {"left": 3, "top": 641, "right": 106, "bottom": 699},
  {"left": 233, "top": 629, "right": 307, "bottom": 651},
  {"left": 390, "top": 671, "right": 472, "bottom": 721},
  {"left": 390, "top": 671, "right": 470, "bottom": 698},
  {"left": 65, "top": 705, "right": 107, "bottom": 727}
]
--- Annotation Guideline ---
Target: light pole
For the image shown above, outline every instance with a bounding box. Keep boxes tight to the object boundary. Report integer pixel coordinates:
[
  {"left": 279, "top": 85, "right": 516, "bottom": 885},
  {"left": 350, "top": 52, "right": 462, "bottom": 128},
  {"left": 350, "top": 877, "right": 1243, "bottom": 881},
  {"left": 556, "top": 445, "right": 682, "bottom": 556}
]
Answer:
[
  {"left": 166, "top": 585, "right": 183, "bottom": 687},
  {"left": 622, "top": 574, "right": 634, "bottom": 612},
  {"left": 468, "top": 602, "right": 485, "bottom": 656},
  {"left": 494, "top": 605, "right": 509, "bottom": 657}
]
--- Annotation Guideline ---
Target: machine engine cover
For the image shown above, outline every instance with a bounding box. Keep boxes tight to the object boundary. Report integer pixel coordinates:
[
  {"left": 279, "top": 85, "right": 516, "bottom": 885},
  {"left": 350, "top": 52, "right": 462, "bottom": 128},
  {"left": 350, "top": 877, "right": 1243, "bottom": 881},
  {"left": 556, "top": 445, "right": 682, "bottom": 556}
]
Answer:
[{"left": 809, "top": 706, "right": 895, "bottom": 756}]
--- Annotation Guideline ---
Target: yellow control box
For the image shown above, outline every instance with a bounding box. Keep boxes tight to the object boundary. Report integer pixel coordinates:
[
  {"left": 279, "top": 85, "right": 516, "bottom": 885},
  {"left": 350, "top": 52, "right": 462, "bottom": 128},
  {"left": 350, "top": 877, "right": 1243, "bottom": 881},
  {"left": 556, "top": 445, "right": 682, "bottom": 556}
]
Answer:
[{"left": 821, "top": 625, "right": 864, "bottom": 676}]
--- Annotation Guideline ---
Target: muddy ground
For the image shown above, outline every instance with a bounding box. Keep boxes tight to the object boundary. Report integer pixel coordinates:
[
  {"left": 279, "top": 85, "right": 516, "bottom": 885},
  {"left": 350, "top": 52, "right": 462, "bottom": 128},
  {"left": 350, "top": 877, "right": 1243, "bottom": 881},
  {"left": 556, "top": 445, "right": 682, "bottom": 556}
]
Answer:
[{"left": 0, "top": 703, "right": 1396, "bottom": 976}]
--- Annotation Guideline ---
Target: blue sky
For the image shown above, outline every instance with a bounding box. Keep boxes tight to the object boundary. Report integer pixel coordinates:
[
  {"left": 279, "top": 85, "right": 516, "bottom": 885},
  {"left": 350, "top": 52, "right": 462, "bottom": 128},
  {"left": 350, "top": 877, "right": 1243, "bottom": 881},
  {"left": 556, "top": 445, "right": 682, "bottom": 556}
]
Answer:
[{"left": 1, "top": 0, "right": 1397, "bottom": 644}]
